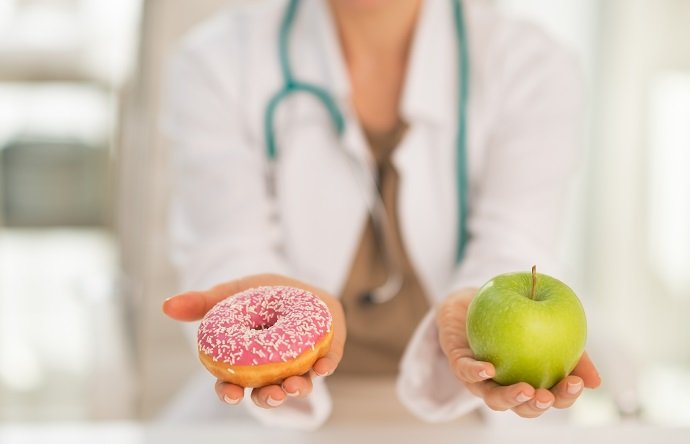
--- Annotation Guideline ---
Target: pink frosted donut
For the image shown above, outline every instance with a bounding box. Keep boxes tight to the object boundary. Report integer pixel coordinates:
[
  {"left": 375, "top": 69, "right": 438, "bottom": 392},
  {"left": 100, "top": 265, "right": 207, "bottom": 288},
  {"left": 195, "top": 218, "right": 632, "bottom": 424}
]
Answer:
[{"left": 197, "top": 285, "right": 333, "bottom": 387}]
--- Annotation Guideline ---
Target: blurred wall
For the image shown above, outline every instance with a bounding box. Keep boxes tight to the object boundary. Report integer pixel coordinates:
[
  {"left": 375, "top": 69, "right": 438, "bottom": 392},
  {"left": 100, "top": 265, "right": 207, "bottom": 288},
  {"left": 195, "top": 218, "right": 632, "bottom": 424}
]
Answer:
[
  {"left": 0, "top": 0, "right": 140, "bottom": 421},
  {"left": 586, "top": 0, "right": 690, "bottom": 364},
  {"left": 496, "top": 0, "right": 690, "bottom": 418},
  {"left": 118, "top": 0, "right": 235, "bottom": 418}
]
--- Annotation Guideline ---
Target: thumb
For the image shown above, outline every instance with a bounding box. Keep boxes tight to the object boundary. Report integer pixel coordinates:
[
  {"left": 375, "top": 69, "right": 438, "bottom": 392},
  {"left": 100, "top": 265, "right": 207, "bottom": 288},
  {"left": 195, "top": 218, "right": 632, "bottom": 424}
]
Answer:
[
  {"left": 436, "top": 288, "right": 476, "bottom": 356},
  {"left": 162, "top": 291, "right": 215, "bottom": 322},
  {"left": 571, "top": 352, "right": 602, "bottom": 389}
]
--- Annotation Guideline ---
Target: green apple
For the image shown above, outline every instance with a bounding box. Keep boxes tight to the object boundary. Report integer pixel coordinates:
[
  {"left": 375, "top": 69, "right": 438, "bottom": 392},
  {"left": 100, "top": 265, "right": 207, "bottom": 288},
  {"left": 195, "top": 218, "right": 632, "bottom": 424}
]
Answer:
[{"left": 466, "top": 266, "right": 587, "bottom": 389}]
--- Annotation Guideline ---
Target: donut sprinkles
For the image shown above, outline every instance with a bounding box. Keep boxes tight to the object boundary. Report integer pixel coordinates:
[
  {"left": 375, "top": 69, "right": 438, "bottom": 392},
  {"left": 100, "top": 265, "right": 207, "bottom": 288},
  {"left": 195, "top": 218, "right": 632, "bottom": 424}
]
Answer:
[{"left": 197, "top": 286, "right": 333, "bottom": 386}]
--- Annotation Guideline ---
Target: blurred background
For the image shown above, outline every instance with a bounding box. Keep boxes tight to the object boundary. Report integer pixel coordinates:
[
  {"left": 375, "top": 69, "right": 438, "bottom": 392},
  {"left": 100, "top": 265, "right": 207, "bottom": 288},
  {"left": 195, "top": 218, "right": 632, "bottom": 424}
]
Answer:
[{"left": 0, "top": 0, "right": 689, "bottom": 428}]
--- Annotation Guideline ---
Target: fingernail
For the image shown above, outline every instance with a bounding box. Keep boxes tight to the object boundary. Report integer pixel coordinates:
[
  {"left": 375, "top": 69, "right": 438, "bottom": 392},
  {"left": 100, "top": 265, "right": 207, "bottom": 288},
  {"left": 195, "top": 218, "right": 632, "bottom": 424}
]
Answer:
[
  {"left": 283, "top": 386, "right": 300, "bottom": 397},
  {"left": 223, "top": 395, "right": 239, "bottom": 405},
  {"left": 516, "top": 392, "right": 532, "bottom": 403},
  {"left": 314, "top": 369, "right": 330, "bottom": 377},
  {"left": 567, "top": 381, "right": 583, "bottom": 395},
  {"left": 266, "top": 396, "right": 283, "bottom": 407},
  {"left": 536, "top": 400, "right": 552, "bottom": 410},
  {"left": 478, "top": 370, "right": 490, "bottom": 380}
]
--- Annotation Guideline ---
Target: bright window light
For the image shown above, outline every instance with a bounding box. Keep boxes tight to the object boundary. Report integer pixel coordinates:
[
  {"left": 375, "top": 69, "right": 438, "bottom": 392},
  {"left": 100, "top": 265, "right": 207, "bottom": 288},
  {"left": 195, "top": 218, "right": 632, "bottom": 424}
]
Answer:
[
  {"left": 0, "top": 83, "right": 112, "bottom": 149},
  {"left": 0, "top": 230, "right": 114, "bottom": 387},
  {"left": 0, "top": 0, "right": 142, "bottom": 87},
  {"left": 648, "top": 72, "right": 690, "bottom": 298}
]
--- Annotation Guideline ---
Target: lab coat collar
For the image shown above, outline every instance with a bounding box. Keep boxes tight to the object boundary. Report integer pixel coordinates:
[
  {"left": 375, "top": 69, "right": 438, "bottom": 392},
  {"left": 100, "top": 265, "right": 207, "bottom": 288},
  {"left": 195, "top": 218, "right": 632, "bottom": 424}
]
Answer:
[
  {"left": 400, "top": 0, "right": 458, "bottom": 126},
  {"left": 307, "top": 0, "right": 370, "bottom": 166},
  {"left": 310, "top": 0, "right": 350, "bottom": 103},
  {"left": 310, "top": 0, "right": 457, "bottom": 128}
]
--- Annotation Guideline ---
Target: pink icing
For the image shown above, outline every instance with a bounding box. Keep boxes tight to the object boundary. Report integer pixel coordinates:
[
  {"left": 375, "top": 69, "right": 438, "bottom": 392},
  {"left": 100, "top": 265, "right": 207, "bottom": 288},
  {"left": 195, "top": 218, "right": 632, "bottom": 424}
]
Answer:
[{"left": 197, "top": 286, "right": 332, "bottom": 366}]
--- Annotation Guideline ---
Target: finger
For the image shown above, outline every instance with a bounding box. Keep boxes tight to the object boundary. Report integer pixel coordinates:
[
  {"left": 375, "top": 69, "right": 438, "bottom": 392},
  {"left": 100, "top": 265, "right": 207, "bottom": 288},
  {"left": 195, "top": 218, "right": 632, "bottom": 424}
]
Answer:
[
  {"left": 163, "top": 291, "right": 216, "bottom": 322},
  {"left": 162, "top": 274, "right": 282, "bottom": 322},
  {"left": 312, "top": 336, "right": 344, "bottom": 377},
  {"left": 214, "top": 380, "right": 245, "bottom": 405},
  {"left": 474, "top": 380, "right": 535, "bottom": 412},
  {"left": 162, "top": 287, "right": 244, "bottom": 322},
  {"left": 250, "top": 384, "right": 286, "bottom": 409},
  {"left": 436, "top": 290, "right": 487, "bottom": 384},
  {"left": 512, "top": 388, "right": 554, "bottom": 418},
  {"left": 163, "top": 274, "right": 336, "bottom": 322},
  {"left": 435, "top": 290, "right": 476, "bottom": 356},
  {"left": 281, "top": 374, "right": 313, "bottom": 399},
  {"left": 551, "top": 375, "right": 584, "bottom": 409},
  {"left": 571, "top": 352, "right": 601, "bottom": 389},
  {"left": 448, "top": 352, "right": 495, "bottom": 384}
]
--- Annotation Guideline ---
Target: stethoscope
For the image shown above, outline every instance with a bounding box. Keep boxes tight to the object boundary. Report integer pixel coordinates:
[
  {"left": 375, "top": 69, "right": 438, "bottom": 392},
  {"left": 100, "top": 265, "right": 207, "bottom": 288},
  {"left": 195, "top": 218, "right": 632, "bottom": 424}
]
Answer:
[{"left": 264, "top": 0, "right": 469, "bottom": 304}]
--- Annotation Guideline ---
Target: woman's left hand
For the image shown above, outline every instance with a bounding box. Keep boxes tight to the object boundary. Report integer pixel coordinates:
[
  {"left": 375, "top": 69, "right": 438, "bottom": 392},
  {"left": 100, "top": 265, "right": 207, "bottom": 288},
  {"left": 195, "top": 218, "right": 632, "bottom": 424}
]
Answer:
[{"left": 436, "top": 288, "right": 602, "bottom": 418}]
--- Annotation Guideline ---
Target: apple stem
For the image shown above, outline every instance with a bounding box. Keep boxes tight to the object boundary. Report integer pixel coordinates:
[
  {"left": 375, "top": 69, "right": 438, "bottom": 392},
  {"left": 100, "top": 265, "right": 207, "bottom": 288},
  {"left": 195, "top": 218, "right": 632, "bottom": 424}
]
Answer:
[{"left": 531, "top": 265, "right": 537, "bottom": 300}]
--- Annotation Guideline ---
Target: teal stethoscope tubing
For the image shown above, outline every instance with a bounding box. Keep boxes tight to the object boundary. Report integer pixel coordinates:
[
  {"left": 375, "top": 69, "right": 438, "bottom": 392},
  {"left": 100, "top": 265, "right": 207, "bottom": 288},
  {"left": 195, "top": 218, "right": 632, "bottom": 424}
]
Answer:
[{"left": 264, "top": 0, "right": 469, "bottom": 267}]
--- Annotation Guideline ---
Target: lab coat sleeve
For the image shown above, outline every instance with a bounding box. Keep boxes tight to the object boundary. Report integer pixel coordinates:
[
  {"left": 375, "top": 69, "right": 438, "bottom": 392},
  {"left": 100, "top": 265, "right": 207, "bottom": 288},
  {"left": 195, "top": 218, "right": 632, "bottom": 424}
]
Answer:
[
  {"left": 397, "top": 311, "right": 484, "bottom": 422},
  {"left": 161, "top": 40, "right": 330, "bottom": 430},
  {"left": 162, "top": 45, "right": 289, "bottom": 290},
  {"left": 397, "top": 26, "right": 584, "bottom": 422}
]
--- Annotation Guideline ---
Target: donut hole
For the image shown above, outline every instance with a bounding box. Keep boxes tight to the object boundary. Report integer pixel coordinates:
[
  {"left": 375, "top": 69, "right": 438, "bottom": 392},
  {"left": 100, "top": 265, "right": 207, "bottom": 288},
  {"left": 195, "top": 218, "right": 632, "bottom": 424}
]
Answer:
[{"left": 251, "top": 312, "right": 279, "bottom": 331}]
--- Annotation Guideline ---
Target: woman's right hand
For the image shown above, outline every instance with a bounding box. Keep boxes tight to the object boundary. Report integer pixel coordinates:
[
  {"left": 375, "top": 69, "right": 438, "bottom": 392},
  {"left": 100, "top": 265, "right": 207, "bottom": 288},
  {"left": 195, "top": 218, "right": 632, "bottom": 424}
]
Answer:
[{"left": 162, "top": 274, "right": 346, "bottom": 409}]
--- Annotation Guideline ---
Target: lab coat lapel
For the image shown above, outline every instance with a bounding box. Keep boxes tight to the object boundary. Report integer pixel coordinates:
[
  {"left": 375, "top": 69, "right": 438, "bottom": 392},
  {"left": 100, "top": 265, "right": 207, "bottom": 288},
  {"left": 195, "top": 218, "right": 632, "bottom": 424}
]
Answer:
[
  {"left": 396, "top": 0, "right": 459, "bottom": 302},
  {"left": 308, "top": 0, "right": 372, "bottom": 168},
  {"left": 288, "top": 0, "right": 460, "bottom": 300},
  {"left": 279, "top": 0, "right": 372, "bottom": 295}
]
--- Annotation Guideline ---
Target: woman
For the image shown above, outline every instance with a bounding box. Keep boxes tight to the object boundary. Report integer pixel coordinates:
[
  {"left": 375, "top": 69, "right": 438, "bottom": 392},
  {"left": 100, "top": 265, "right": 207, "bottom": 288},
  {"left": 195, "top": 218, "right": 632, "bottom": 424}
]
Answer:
[{"left": 161, "top": 0, "right": 600, "bottom": 429}]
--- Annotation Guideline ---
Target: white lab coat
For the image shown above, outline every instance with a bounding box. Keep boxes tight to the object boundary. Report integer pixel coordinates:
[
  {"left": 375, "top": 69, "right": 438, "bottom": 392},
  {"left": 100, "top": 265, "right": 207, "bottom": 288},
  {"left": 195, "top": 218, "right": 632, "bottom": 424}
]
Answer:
[{"left": 161, "top": 0, "right": 583, "bottom": 430}]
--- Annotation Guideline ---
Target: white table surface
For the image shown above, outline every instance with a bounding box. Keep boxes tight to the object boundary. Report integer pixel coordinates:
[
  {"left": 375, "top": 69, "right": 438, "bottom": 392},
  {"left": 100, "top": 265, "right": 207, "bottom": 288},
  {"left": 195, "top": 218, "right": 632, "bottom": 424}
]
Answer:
[
  {"left": 3, "top": 376, "right": 689, "bottom": 443},
  {"left": 1, "top": 422, "right": 689, "bottom": 444}
]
